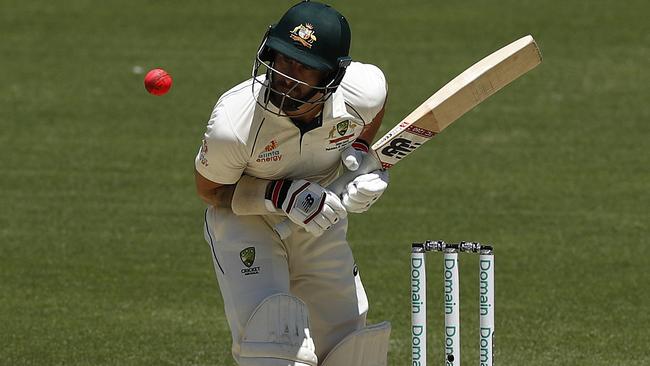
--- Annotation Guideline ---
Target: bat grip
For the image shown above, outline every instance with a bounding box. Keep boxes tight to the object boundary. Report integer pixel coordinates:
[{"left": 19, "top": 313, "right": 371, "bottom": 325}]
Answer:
[{"left": 273, "top": 155, "right": 383, "bottom": 240}]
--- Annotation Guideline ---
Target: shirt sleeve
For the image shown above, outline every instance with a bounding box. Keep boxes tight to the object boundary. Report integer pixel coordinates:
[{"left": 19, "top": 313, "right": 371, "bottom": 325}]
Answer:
[
  {"left": 342, "top": 63, "right": 388, "bottom": 124},
  {"left": 194, "top": 102, "right": 248, "bottom": 184}
]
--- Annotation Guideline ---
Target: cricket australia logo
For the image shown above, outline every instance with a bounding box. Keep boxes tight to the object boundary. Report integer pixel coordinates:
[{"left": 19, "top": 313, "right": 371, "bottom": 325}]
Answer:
[
  {"left": 240, "top": 247, "right": 255, "bottom": 267},
  {"left": 290, "top": 23, "right": 317, "bottom": 49},
  {"left": 240, "top": 247, "right": 260, "bottom": 275},
  {"left": 336, "top": 120, "right": 349, "bottom": 136},
  {"left": 326, "top": 120, "right": 359, "bottom": 151}
]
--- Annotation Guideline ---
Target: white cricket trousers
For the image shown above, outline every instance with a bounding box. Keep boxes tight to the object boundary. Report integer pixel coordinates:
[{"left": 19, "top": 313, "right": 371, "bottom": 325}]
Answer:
[{"left": 203, "top": 206, "right": 369, "bottom": 363}]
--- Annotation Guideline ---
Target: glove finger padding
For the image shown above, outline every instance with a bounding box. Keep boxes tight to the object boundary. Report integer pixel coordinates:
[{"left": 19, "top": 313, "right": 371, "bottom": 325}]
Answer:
[
  {"left": 352, "top": 171, "right": 389, "bottom": 195},
  {"left": 342, "top": 170, "right": 389, "bottom": 213},
  {"left": 345, "top": 183, "right": 379, "bottom": 203},
  {"left": 324, "top": 191, "right": 347, "bottom": 218},
  {"left": 312, "top": 214, "right": 333, "bottom": 233},
  {"left": 319, "top": 203, "right": 342, "bottom": 226},
  {"left": 341, "top": 194, "right": 371, "bottom": 213}
]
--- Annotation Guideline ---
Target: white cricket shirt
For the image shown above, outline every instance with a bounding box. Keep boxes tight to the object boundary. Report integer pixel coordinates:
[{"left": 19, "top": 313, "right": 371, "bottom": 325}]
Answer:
[{"left": 195, "top": 62, "right": 387, "bottom": 185}]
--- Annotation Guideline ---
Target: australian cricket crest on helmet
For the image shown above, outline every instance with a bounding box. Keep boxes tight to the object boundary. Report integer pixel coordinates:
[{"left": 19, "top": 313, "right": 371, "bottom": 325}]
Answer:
[{"left": 290, "top": 23, "right": 317, "bottom": 48}]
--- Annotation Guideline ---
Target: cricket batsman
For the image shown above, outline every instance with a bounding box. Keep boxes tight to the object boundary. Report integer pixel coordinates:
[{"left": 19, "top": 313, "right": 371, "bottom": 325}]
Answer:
[{"left": 194, "top": 1, "right": 391, "bottom": 364}]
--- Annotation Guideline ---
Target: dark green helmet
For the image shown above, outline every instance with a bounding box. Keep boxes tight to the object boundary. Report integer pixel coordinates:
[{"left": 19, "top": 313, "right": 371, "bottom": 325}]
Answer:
[
  {"left": 264, "top": 1, "right": 351, "bottom": 72},
  {"left": 252, "top": 1, "right": 353, "bottom": 115}
]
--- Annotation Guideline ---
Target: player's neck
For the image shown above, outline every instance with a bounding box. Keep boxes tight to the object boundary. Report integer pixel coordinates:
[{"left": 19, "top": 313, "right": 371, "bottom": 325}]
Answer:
[{"left": 287, "top": 104, "right": 323, "bottom": 124}]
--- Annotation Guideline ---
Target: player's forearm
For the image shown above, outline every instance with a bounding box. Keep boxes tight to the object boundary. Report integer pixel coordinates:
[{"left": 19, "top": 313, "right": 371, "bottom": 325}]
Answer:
[
  {"left": 231, "top": 176, "right": 284, "bottom": 216},
  {"left": 195, "top": 170, "right": 280, "bottom": 215},
  {"left": 197, "top": 185, "right": 235, "bottom": 208},
  {"left": 357, "top": 103, "right": 386, "bottom": 144}
]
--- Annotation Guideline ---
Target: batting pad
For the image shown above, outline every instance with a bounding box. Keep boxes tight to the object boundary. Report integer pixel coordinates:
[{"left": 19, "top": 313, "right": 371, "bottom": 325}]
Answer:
[
  {"left": 320, "top": 321, "right": 391, "bottom": 366},
  {"left": 238, "top": 293, "right": 318, "bottom": 366}
]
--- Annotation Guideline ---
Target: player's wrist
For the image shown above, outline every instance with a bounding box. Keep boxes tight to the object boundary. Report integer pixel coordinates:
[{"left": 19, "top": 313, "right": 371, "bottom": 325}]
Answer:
[{"left": 265, "top": 179, "right": 293, "bottom": 209}]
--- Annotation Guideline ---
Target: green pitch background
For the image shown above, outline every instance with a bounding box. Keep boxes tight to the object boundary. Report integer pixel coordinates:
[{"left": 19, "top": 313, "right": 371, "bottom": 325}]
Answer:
[{"left": 1, "top": 0, "right": 648, "bottom": 364}]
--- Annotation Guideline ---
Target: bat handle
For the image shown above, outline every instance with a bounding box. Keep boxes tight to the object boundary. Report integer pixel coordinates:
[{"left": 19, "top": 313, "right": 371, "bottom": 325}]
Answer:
[{"left": 273, "top": 155, "right": 383, "bottom": 240}]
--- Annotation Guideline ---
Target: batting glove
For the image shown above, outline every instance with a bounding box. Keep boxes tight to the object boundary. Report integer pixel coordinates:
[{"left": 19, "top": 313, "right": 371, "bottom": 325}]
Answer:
[
  {"left": 266, "top": 179, "right": 347, "bottom": 237},
  {"left": 340, "top": 140, "right": 370, "bottom": 171},
  {"left": 341, "top": 170, "right": 389, "bottom": 213}
]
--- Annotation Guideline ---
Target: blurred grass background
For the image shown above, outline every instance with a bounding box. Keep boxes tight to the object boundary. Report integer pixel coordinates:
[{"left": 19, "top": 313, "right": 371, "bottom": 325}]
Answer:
[{"left": 1, "top": 0, "right": 648, "bottom": 364}]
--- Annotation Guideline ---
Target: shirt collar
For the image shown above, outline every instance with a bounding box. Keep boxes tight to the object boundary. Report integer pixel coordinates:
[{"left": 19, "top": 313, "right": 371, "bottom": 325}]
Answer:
[{"left": 326, "top": 87, "right": 350, "bottom": 121}]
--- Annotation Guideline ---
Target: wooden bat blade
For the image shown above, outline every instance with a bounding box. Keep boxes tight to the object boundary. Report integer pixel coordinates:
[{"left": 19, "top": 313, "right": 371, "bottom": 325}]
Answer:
[
  {"left": 372, "top": 35, "right": 542, "bottom": 169},
  {"left": 273, "top": 35, "right": 542, "bottom": 239}
]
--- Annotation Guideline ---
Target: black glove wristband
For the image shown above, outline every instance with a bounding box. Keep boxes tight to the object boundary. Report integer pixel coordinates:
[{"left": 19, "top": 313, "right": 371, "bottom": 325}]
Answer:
[{"left": 265, "top": 179, "right": 293, "bottom": 209}]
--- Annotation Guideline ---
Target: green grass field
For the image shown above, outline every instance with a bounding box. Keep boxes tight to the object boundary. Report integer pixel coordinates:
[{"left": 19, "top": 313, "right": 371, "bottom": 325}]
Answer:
[{"left": 2, "top": 0, "right": 648, "bottom": 365}]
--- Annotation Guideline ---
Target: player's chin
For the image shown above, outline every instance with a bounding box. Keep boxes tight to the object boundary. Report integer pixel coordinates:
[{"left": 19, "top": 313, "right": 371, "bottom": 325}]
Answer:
[
  {"left": 270, "top": 92, "right": 314, "bottom": 111},
  {"left": 269, "top": 92, "right": 297, "bottom": 111}
]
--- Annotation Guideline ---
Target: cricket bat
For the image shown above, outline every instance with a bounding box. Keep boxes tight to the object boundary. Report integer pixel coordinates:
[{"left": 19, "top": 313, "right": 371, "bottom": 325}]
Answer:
[{"left": 275, "top": 35, "right": 542, "bottom": 238}]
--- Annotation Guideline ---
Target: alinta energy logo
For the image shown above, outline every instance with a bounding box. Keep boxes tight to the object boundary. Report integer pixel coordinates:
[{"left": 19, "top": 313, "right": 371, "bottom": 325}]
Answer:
[
  {"left": 257, "top": 140, "right": 282, "bottom": 163},
  {"left": 240, "top": 247, "right": 260, "bottom": 276}
]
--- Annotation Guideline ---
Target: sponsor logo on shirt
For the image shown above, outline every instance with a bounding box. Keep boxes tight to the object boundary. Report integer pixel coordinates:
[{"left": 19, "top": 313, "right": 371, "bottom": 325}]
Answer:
[
  {"left": 326, "top": 120, "right": 359, "bottom": 151},
  {"left": 240, "top": 246, "right": 260, "bottom": 276},
  {"left": 257, "top": 140, "right": 283, "bottom": 163},
  {"left": 337, "top": 120, "right": 350, "bottom": 136},
  {"left": 199, "top": 138, "right": 209, "bottom": 167}
]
